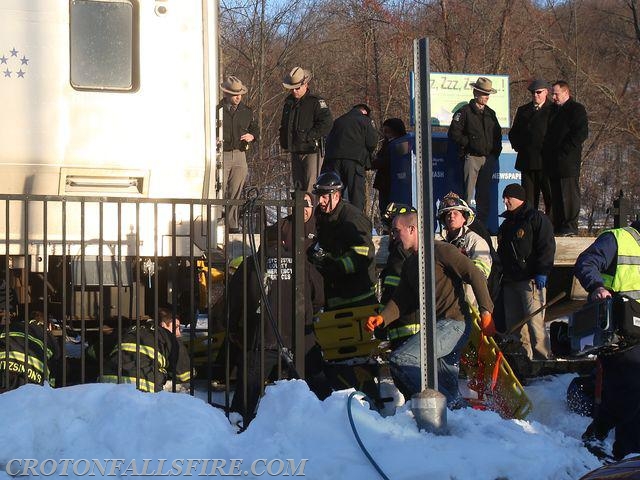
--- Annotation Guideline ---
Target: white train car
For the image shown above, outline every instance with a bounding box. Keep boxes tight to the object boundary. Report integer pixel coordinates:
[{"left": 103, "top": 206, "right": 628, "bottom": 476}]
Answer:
[{"left": 0, "top": 0, "right": 221, "bottom": 263}]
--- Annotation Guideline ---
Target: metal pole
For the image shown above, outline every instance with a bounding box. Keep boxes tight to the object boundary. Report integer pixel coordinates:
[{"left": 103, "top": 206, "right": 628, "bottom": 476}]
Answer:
[
  {"left": 414, "top": 38, "right": 437, "bottom": 392},
  {"left": 412, "top": 38, "right": 447, "bottom": 434},
  {"left": 293, "top": 191, "right": 306, "bottom": 377}
]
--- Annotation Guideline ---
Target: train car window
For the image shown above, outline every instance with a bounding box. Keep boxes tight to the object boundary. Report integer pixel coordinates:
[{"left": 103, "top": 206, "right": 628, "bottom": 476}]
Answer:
[{"left": 70, "top": 0, "right": 139, "bottom": 91}]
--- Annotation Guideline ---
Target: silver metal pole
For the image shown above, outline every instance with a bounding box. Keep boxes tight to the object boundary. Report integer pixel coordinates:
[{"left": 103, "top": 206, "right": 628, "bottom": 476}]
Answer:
[
  {"left": 412, "top": 38, "right": 447, "bottom": 434},
  {"left": 413, "top": 38, "right": 437, "bottom": 392}
]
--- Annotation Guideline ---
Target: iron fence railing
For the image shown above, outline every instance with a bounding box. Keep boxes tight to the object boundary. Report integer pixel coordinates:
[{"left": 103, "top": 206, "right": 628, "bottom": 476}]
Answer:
[{"left": 0, "top": 192, "right": 308, "bottom": 424}]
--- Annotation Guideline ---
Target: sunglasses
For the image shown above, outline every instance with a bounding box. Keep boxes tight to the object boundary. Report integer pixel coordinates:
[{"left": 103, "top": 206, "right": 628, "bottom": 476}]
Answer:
[{"left": 532, "top": 90, "right": 545, "bottom": 95}]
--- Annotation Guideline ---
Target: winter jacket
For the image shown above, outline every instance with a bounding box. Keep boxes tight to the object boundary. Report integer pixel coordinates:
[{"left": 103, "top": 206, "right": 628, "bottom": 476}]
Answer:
[
  {"left": 228, "top": 216, "right": 324, "bottom": 351},
  {"left": 102, "top": 321, "right": 191, "bottom": 392},
  {"left": 497, "top": 202, "right": 555, "bottom": 282},
  {"left": 448, "top": 100, "right": 502, "bottom": 157},
  {"left": 391, "top": 241, "right": 494, "bottom": 322},
  {"left": 542, "top": 98, "right": 588, "bottom": 178},
  {"left": 508, "top": 99, "right": 551, "bottom": 171},
  {"left": 220, "top": 101, "right": 258, "bottom": 151},
  {"left": 379, "top": 238, "right": 416, "bottom": 342},
  {"left": 314, "top": 200, "right": 376, "bottom": 309},
  {"left": 324, "top": 107, "right": 378, "bottom": 166},
  {"left": 0, "top": 319, "right": 60, "bottom": 388},
  {"left": 575, "top": 228, "right": 640, "bottom": 460},
  {"left": 575, "top": 226, "right": 640, "bottom": 299},
  {"left": 440, "top": 225, "right": 492, "bottom": 279},
  {"left": 279, "top": 92, "right": 333, "bottom": 154}
]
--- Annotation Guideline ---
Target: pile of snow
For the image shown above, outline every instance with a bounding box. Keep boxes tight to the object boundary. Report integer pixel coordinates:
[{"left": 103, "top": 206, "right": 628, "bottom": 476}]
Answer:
[{"left": 0, "top": 375, "right": 604, "bottom": 479}]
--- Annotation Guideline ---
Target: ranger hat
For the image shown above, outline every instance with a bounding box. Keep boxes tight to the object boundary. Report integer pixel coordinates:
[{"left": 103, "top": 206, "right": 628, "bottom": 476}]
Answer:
[
  {"left": 283, "top": 67, "right": 311, "bottom": 89},
  {"left": 470, "top": 77, "right": 497, "bottom": 95},
  {"left": 527, "top": 78, "right": 549, "bottom": 92},
  {"left": 221, "top": 76, "right": 247, "bottom": 95}
]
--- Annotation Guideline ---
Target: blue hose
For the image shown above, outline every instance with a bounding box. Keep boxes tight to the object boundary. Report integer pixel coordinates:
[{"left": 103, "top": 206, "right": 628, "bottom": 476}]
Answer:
[{"left": 347, "top": 391, "right": 390, "bottom": 480}]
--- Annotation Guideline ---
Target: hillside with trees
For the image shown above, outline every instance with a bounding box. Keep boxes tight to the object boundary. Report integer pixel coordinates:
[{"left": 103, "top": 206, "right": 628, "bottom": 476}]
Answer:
[{"left": 220, "top": 0, "right": 640, "bottom": 232}]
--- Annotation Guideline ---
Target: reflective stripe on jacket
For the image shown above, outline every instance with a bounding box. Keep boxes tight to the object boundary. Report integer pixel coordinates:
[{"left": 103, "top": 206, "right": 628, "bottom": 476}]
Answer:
[{"left": 601, "top": 227, "right": 640, "bottom": 299}]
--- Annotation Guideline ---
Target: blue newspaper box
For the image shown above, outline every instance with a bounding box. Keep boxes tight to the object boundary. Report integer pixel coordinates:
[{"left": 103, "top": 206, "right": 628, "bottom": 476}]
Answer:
[{"left": 431, "top": 132, "right": 518, "bottom": 234}]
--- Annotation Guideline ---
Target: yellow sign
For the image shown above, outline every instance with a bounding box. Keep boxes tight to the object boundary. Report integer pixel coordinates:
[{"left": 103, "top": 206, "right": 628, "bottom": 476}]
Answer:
[{"left": 429, "top": 73, "right": 510, "bottom": 127}]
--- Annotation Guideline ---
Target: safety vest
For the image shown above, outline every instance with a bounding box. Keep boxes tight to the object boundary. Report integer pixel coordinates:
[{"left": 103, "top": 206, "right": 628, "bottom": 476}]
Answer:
[{"left": 601, "top": 227, "right": 640, "bottom": 299}]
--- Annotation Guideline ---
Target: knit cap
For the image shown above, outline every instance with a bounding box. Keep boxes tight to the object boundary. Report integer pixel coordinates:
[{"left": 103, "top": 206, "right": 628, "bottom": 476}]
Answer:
[{"left": 502, "top": 183, "right": 526, "bottom": 201}]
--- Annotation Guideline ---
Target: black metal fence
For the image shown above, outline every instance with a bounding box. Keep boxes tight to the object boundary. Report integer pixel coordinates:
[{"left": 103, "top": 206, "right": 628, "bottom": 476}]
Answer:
[{"left": 0, "top": 192, "right": 309, "bottom": 423}]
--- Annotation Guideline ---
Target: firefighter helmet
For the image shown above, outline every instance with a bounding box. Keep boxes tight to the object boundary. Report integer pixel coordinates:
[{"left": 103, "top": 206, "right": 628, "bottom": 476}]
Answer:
[
  {"left": 312, "top": 172, "right": 343, "bottom": 195},
  {"left": 437, "top": 192, "right": 475, "bottom": 226},
  {"left": 382, "top": 203, "right": 417, "bottom": 227}
]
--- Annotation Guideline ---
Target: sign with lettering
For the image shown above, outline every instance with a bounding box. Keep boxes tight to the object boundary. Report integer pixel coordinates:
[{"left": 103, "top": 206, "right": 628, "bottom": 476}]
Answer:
[{"left": 430, "top": 73, "right": 510, "bottom": 127}]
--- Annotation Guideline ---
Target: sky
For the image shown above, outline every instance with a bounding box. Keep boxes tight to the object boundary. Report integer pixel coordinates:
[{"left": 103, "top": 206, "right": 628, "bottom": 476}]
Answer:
[{"left": 0, "top": 373, "right": 613, "bottom": 479}]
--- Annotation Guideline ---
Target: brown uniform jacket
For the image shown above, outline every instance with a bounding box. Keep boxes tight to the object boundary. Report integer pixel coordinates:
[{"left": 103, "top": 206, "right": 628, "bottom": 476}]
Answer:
[{"left": 391, "top": 241, "right": 493, "bottom": 322}]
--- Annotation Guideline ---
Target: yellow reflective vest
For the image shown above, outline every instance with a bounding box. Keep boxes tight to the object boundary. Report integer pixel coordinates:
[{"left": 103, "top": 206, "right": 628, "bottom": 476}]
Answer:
[{"left": 601, "top": 227, "right": 640, "bottom": 299}]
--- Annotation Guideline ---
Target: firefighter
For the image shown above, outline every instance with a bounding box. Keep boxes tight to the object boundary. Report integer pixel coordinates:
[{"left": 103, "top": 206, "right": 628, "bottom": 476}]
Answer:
[
  {"left": 378, "top": 203, "right": 418, "bottom": 347},
  {"left": 0, "top": 311, "right": 60, "bottom": 391},
  {"left": 229, "top": 193, "right": 329, "bottom": 424},
  {"left": 366, "top": 209, "right": 495, "bottom": 406},
  {"left": 101, "top": 307, "right": 191, "bottom": 393},
  {"left": 437, "top": 192, "right": 492, "bottom": 279},
  {"left": 575, "top": 220, "right": 640, "bottom": 460},
  {"left": 308, "top": 172, "right": 376, "bottom": 310}
]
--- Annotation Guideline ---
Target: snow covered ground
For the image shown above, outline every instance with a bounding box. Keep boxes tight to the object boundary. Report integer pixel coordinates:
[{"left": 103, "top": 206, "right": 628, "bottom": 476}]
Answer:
[{"left": 0, "top": 374, "right": 609, "bottom": 479}]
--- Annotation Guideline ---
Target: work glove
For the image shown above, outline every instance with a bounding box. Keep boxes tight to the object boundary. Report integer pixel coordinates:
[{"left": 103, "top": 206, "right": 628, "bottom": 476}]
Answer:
[
  {"left": 480, "top": 311, "right": 496, "bottom": 337},
  {"left": 307, "top": 243, "right": 326, "bottom": 266},
  {"left": 365, "top": 315, "right": 384, "bottom": 333},
  {"left": 534, "top": 274, "right": 547, "bottom": 290}
]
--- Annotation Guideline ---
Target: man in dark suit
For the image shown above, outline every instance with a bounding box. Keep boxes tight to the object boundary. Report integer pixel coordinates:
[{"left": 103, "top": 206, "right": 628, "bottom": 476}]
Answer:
[
  {"left": 542, "top": 80, "right": 588, "bottom": 236},
  {"left": 509, "top": 78, "right": 552, "bottom": 216}
]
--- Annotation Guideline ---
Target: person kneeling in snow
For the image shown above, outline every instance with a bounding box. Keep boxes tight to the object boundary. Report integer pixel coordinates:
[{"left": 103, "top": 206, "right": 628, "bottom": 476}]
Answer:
[
  {"left": 101, "top": 307, "right": 191, "bottom": 393},
  {"left": 365, "top": 209, "right": 495, "bottom": 407}
]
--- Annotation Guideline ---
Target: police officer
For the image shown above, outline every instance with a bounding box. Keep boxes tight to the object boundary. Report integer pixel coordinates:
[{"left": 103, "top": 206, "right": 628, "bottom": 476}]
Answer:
[
  {"left": 575, "top": 220, "right": 640, "bottom": 460},
  {"left": 447, "top": 77, "right": 502, "bottom": 225},
  {"left": 101, "top": 308, "right": 191, "bottom": 393},
  {"left": 279, "top": 67, "right": 333, "bottom": 193},
  {"left": 497, "top": 183, "right": 555, "bottom": 360},
  {"left": 308, "top": 172, "right": 376, "bottom": 310},
  {"left": 219, "top": 76, "right": 258, "bottom": 233},
  {"left": 323, "top": 104, "right": 379, "bottom": 211}
]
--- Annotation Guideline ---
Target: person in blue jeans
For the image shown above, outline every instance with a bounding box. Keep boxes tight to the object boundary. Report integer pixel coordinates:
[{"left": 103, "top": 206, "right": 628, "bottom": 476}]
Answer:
[{"left": 366, "top": 210, "right": 495, "bottom": 406}]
